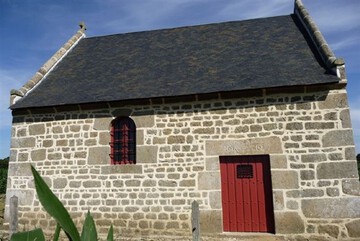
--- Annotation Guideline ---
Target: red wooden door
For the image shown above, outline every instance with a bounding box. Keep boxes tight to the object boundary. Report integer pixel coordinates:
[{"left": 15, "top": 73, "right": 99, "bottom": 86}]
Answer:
[{"left": 220, "top": 155, "right": 275, "bottom": 233}]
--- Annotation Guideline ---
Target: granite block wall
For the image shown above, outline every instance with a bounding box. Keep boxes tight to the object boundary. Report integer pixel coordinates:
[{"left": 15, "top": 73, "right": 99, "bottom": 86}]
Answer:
[{"left": 5, "top": 88, "right": 360, "bottom": 240}]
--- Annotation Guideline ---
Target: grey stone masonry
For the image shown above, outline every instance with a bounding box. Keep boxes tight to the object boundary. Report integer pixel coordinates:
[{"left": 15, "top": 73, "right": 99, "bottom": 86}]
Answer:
[{"left": 5, "top": 88, "right": 360, "bottom": 240}]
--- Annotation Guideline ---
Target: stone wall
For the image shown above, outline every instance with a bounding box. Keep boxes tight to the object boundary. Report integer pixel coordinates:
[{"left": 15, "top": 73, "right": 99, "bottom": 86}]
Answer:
[{"left": 5, "top": 87, "right": 360, "bottom": 240}]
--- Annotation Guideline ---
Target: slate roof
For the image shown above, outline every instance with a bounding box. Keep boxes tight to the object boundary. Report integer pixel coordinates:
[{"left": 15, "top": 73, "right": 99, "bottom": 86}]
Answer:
[{"left": 10, "top": 14, "right": 340, "bottom": 110}]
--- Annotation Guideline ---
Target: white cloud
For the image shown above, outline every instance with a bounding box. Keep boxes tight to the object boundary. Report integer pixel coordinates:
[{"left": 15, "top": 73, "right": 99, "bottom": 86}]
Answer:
[
  {"left": 304, "top": 0, "right": 360, "bottom": 34},
  {"left": 0, "top": 68, "right": 32, "bottom": 131},
  {"left": 329, "top": 36, "right": 360, "bottom": 52},
  {"left": 349, "top": 99, "right": 360, "bottom": 154},
  {"left": 218, "top": 0, "right": 291, "bottom": 20},
  {"left": 97, "top": 0, "right": 214, "bottom": 33}
]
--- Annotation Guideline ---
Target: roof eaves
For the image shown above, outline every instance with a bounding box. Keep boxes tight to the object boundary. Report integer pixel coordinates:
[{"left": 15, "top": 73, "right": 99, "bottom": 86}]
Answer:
[
  {"left": 9, "top": 22, "right": 87, "bottom": 106},
  {"left": 294, "top": 0, "right": 346, "bottom": 82}
]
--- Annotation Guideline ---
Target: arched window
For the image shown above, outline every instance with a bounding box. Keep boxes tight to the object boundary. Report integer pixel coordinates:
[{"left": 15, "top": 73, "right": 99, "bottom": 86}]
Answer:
[{"left": 110, "top": 117, "right": 136, "bottom": 164}]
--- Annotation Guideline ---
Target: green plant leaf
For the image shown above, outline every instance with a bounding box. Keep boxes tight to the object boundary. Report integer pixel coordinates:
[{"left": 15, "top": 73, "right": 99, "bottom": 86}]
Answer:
[
  {"left": 81, "top": 211, "right": 98, "bottom": 241},
  {"left": 52, "top": 223, "right": 61, "bottom": 241},
  {"left": 106, "top": 224, "right": 113, "bottom": 241},
  {"left": 31, "top": 165, "right": 80, "bottom": 241},
  {"left": 10, "top": 228, "right": 45, "bottom": 241}
]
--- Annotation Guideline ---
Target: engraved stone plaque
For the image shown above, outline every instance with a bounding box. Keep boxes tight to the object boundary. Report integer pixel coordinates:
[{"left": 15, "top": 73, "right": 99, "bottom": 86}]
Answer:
[{"left": 205, "top": 136, "right": 282, "bottom": 155}]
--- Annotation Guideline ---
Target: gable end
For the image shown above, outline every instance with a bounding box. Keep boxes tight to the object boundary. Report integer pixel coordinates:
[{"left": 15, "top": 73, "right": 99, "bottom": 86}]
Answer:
[
  {"left": 294, "top": 0, "right": 346, "bottom": 82},
  {"left": 9, "top": 22, "right": 87, "bottom": 106}
]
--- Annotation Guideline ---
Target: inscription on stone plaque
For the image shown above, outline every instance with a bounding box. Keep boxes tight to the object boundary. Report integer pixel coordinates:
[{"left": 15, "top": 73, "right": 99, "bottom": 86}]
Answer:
[
  {"left": 205, "top": 136, "right": 282, "bottom": 155},
  {"left": 224, "top": 143, "right": 265, "bottom": 153}
]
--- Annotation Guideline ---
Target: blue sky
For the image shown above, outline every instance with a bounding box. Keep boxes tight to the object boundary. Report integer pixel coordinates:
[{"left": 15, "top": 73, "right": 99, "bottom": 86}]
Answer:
[{"left": 0, "top": 0, "right": 359, "bottom": 158}]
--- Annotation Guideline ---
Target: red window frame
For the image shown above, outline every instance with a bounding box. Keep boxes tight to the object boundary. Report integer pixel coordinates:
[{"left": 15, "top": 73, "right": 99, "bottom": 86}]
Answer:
[{"left": 110, "top": 117, "right": 136, "bottom": 164}]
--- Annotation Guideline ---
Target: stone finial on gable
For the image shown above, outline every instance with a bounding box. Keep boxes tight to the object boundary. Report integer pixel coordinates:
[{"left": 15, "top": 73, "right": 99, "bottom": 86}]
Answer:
[
  {"left": 294, "top": 0, "right": 346, "bottom": 82},
  {"left": 79, "top": 21, "right": 87, "bottom": 31},
  {"left": 10, "top": 23, "right": 87, "bottom": 107}
]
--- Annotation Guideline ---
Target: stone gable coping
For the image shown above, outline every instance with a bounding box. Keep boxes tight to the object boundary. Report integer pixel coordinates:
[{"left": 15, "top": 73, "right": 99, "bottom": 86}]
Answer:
[
  {"left": 294, "top": 0, "right": 346, "bottom": 82},
  {"left": 10, "top": 22, "right": 87, "bottom": 106}
]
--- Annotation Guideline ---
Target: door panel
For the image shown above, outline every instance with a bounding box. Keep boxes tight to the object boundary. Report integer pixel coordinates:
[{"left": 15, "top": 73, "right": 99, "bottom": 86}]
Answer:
[{"left": 220, "top": 155, "right": 275, "bottom": 233}]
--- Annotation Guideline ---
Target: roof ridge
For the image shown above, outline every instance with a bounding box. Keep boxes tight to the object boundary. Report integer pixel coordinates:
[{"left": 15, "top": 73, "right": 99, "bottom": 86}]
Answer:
[
  {"left": 294, "top": 0, "right": 346, "bottom": 81},
  {"left": 85, "top": 15, "right": 290, "bottom": 40},
  {"left": 10, "top": 22, "right": 87, "bottom": 106}
]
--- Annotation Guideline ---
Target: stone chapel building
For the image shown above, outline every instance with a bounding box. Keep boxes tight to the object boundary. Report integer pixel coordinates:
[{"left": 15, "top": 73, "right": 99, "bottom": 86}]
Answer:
[{"left": 5, "top": 0, "right": 360, "bottom": 240}]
